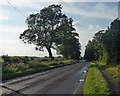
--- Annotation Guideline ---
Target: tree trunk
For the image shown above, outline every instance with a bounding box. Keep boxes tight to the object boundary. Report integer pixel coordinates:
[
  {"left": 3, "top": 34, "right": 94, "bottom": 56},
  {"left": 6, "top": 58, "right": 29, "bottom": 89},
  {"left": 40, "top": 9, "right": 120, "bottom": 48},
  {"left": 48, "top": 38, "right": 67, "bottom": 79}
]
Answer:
[{"left": 46, "top": 47, "right": 54, "bottom": 59}]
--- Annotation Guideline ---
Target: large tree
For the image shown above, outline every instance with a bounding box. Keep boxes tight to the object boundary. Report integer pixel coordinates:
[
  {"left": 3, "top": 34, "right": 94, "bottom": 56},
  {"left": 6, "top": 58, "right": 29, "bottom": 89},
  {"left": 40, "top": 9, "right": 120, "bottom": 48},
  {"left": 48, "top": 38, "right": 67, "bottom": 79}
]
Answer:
[
  {"left": 56, "top": 33, "right": 81, "bottom": 60},
  {"left": 20, "top": 4, "right": 78, "bottom": 58},
  {"left": 55, "top": 18, "right": 81, "bottom": 60}
]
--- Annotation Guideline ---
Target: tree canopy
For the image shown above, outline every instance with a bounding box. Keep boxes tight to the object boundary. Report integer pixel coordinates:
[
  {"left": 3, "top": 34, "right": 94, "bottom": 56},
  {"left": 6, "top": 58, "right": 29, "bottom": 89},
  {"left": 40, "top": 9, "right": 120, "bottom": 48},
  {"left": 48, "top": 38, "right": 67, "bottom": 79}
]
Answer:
[
  {"left": 20, "top": 4, "right": 81, "bottom": 59},
  {"left": 84, "top": 18, "right": 120, "bottom": 65}
]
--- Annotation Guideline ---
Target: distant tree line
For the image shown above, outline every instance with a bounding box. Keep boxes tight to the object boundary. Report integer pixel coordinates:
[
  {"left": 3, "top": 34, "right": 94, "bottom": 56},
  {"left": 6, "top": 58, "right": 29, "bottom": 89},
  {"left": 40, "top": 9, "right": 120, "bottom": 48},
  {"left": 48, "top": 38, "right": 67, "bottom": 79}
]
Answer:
[
  {"left": 20, "top": 4, "right": 81, "bottom": 60},
  {"left": 84, "top": 18, "right": 120, "bottom": 65}
]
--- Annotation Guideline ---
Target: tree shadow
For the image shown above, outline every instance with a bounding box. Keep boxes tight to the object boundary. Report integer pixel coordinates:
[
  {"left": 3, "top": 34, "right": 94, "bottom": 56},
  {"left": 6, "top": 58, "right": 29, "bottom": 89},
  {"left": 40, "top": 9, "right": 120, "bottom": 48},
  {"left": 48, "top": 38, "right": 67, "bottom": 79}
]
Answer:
[{"left": 2, "top": 86, "right": 25, "bottom": 96}]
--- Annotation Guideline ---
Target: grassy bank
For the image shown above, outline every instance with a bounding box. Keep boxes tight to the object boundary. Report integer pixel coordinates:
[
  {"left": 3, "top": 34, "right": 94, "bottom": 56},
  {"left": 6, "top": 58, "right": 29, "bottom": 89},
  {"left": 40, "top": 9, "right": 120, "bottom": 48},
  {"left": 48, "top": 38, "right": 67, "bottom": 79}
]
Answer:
[
  {"left": 83, "top": 62, "right": 110, "bottom": 95},
  {"left": 2, "top": 56, "right": 78, "bottom": 80},
  {"left": 106, "top": 67, "right": 120, "bottom": 82},
  {"left": 97, "top": 62, "right": 120, "bottom": 83}
]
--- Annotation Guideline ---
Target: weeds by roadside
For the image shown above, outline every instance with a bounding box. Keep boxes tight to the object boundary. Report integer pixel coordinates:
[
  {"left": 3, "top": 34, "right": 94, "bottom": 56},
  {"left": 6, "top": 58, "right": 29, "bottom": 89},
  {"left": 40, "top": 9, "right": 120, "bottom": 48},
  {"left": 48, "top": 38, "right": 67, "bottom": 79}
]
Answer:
[{"left": 2, "top": 56, "right": 78, "bottom": 80}]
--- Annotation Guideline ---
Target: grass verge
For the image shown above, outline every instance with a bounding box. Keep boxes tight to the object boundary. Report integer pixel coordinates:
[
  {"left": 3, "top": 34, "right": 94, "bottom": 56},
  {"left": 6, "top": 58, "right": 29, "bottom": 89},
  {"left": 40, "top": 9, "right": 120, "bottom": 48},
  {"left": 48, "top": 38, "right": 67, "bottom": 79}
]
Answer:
[
  {"left": 105, "top": 67, "right": 120, "bottom": 82},
  {"left": 96, "top": 62, "right": 120, "bottom": 83},
  {"left": 2, "top": 59, "right": 78, "bottom": 80},
  {"left": 83, "top": 62, "right": 110, "bottom": 95}
]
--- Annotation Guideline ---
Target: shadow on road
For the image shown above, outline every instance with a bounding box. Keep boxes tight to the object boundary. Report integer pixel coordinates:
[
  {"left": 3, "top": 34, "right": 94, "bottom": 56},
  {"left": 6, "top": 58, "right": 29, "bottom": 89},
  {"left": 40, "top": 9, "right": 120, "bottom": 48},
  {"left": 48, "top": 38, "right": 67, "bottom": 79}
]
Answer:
[{"left": 2, "top": 86, "right": 25, "bottom": 96}]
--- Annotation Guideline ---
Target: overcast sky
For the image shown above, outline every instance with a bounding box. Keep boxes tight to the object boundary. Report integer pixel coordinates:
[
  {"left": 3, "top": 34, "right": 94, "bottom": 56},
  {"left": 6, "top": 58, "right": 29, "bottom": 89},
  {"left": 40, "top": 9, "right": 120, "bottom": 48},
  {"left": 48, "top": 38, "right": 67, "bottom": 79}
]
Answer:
[{"left": 0, "top": 0, "right": 118, "bottom": 57}]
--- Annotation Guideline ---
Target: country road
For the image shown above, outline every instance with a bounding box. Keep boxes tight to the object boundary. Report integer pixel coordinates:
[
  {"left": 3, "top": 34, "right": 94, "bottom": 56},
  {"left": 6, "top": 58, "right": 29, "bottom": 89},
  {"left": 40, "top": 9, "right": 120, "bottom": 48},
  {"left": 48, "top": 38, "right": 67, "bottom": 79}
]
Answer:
[{"left": 1, "top": 62, "right": 90, "bottom": 95}]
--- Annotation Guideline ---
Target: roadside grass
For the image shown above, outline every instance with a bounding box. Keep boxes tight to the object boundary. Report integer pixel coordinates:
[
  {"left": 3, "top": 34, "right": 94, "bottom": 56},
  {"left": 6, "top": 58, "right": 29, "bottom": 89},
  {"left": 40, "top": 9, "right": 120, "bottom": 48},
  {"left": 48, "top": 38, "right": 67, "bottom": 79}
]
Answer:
[
  {"left": 96, "top": 62, "right": 120, "bottom": 83},
  {"left": 2, "top": 57, "right": 78, "bottom": 80},
  {"left": 106, "top": 67, "right": 120, "bottom": 82},
  {"left": 83, "top": 62, "right": 110, "bottom": 95}
]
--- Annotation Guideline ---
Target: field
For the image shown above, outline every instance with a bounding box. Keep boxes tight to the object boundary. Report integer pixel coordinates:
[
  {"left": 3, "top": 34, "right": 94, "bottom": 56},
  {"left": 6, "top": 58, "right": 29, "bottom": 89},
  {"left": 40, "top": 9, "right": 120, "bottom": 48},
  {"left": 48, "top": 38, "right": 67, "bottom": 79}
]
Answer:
[
  {"left": 1, "top": 56, "right": 78, "bottom": 80},
  {"left": 83, "top": 62, "right": 110, "bottom": 95}
]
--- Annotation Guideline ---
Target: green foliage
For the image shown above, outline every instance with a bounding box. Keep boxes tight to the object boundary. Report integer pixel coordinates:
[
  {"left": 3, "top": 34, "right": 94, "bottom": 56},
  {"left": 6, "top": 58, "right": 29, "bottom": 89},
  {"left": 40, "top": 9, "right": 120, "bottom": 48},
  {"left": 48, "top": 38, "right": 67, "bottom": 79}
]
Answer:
[
  {"left": 106, "top": 67, "right": 120, "bottom": 82},
  {"left": 2, "top": 56, "right": 78, "bottom": 80},
  {"left": 84, "top": 40, "right": 96, "bottom": 61},
  {"left": 0, "top": 56, "right": 4, "bottom": 63},
  {"left": 84, "top": 63, "right": 110, "bottom": 95},
  {"left": 56, "top": 36, "right": 81, "bottom": 60},
  {"left": 100, "top": 19, "right": 120, "bottom": 64},
  {"left": 19, "top": 4, "right": 81, "bottom": 58},
  {"left": 84, "top": 18, "right": 120, "bottom": 65}
]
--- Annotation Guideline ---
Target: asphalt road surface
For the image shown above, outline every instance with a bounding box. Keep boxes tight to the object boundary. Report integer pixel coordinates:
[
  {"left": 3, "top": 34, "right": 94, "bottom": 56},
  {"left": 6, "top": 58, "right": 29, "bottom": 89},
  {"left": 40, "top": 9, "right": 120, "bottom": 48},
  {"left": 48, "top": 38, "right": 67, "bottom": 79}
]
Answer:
[{"left": 1, "top": 62, "right": 90, "bottom": 95}]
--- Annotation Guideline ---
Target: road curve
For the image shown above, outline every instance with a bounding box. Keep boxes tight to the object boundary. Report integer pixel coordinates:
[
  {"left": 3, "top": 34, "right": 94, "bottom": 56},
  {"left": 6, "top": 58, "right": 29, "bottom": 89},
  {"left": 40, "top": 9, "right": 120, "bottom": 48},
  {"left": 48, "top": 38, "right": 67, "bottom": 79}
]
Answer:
[{"left": 1, "top": 62, "right": 90, "bottom": 95}]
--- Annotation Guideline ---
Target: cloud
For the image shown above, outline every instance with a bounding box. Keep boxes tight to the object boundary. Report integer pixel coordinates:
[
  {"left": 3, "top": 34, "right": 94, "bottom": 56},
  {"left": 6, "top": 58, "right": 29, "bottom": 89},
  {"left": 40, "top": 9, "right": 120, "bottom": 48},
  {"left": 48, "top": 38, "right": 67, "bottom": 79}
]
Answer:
[
  {"left": 96, "top": 25, "right": 101, "bottom": 29},
  {"left": 1, "top": 1, "right": 58, "bottom": 11},
  {"left": 0, "top": 26, "right": 27, "bottom": 33},
  {"left": 0, "top": 9, "right": 9, "bottom": 21},
  {"left": 0, "top": 1, "right": 62, "bottom": 18},
  {"left": 0, "top": 16, "right": 9, "bottom": 20},
  {"left": 1, "top": 0, "right": 119, "bottom": 2},
  {"left": 0, "top": 25, "right": 27, "bottom": 43},
  {"left": 73, "top": 21, "right": 83, "bottom": 28},
  {"left": 88, "top": 24, "right": 94, "bottom": 30},
  {"left": 63, "top": 2, "right": 117, "bottom": 20},
  {"left": 0, "top": 45, "right": 46, "bottom": 57},
  {"left": 88, "top": 24, "right": 101, "bottom": 30},
  {"left": 1, "top": 2, "right": 117, "bottom": 20},
  {"left": 0, "top": 41, "right": 57, "bottom": 57}
]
